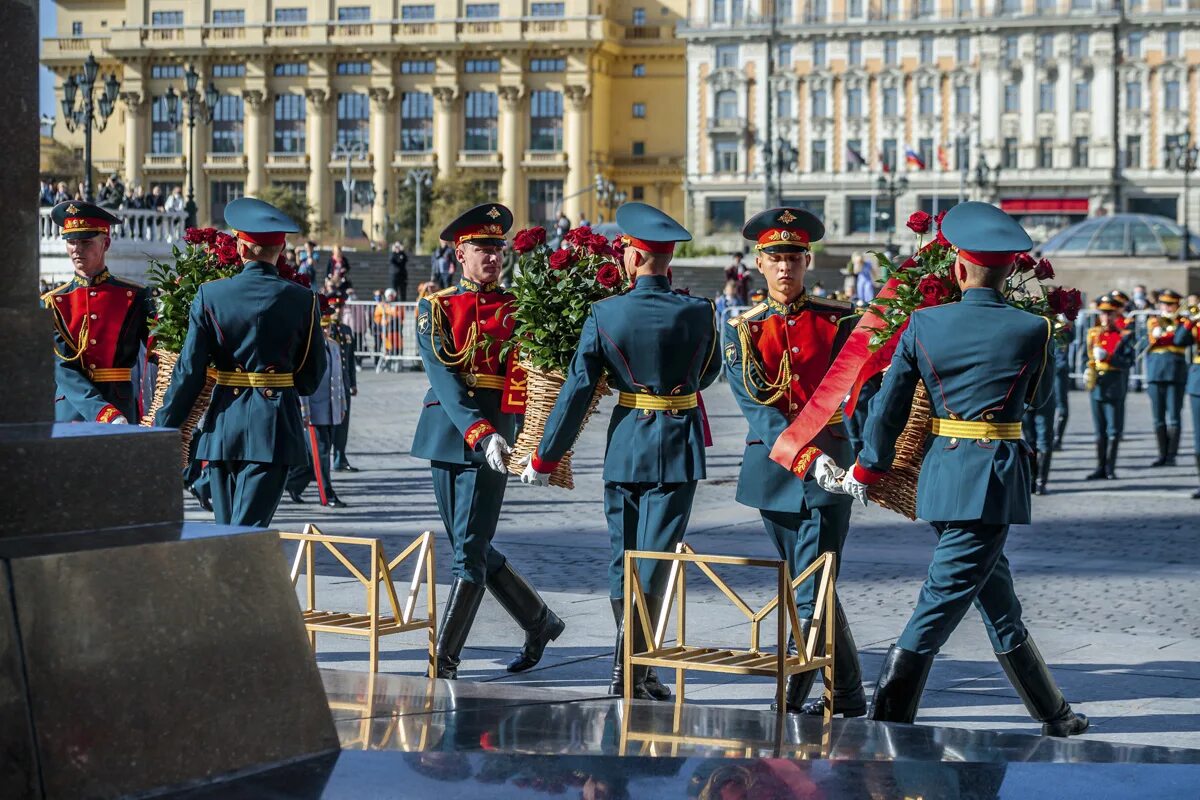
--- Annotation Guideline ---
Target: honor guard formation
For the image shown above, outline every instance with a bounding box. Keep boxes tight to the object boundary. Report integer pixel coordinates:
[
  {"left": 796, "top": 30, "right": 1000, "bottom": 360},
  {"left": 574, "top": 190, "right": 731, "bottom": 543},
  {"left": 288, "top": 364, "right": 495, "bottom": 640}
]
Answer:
[{"left": 46, "top": 188, "right": 1200, "bottom": 740}]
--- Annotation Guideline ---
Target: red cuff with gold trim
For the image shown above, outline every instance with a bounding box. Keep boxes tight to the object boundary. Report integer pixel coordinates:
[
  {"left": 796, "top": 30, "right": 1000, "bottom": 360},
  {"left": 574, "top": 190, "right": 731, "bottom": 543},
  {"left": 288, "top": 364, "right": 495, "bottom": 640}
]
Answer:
[
  {"left": 464, "top": 420, "right": 496, "bottom": 449},
  {"left": 791, "top": 446, "right": 823, "bottom": 478},
  {"left": 531, "top": 452, "right": 559, "bottom": 473},
  {"left": 96, "top": 404, "right": 123, "bottom": 423},
  {"left": 852, "top": 461, "right": 887, "bottom": 485}
]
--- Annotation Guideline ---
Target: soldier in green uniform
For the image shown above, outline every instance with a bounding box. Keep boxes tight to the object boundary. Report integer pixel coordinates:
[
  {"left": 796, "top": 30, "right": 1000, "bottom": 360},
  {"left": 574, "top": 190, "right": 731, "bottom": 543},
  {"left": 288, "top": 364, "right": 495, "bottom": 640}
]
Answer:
[
  {"left": 1084, "top": 296, "right": 1135, "bottom": 481},
  {"left": 332, "top": 299, "right": 359, "bottom": 472},
  {"left": 722, "top": 207, "right": 865, "bottom": 717},
  {"left": 521, "top": 202, "right": 721, "bottom": 701},
  {"left": 826, "top": 202, "right": 1088, "bottom": 737},
  {"left": 1145, "top": 289, "right": 1194, "bottom": 467},
  {"left": 412, "top": 203, "right": 564, "bottom": 681},
  {"left": 157, "top": 197, "right": 326, "bottom": 527}
]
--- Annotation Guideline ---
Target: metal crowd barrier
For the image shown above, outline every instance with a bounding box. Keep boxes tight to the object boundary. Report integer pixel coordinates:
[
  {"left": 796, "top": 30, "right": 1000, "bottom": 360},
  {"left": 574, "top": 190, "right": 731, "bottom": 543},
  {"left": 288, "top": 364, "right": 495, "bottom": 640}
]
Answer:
[{"left": 342, "top": 300, "right": 422, "bottom": 370}]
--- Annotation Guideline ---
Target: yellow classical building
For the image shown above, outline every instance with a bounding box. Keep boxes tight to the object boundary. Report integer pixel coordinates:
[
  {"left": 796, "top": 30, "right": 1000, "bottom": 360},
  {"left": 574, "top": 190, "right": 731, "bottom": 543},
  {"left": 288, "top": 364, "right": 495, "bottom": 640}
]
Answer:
[{"left": 42, "top": 0, "right": 687, "bottom": 241}]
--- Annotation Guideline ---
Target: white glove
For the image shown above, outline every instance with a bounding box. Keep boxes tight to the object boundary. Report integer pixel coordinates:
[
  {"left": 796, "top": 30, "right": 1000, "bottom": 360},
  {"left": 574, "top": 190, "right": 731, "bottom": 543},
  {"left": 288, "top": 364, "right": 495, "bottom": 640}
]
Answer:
[
  {"left": 109, "top": 415, "right": 129, "bottom": 425},
  {"left": 813, "top": 454, "right": 845, "bottom": 493},
  {"left": 1151, "top": 326, "right": 1164, "bottom": 339},
  {"left": 518, "top": 453, "right": 551, "bottom": 487},
  {"left": 482, "top": 433, "right": 512, "bottom": 474},
  {"left": 1092, "top": 346, "right": 1108, "bottom": 363},
  {"left": 839, "top": 471, "right": 870, "bottom": 507}
]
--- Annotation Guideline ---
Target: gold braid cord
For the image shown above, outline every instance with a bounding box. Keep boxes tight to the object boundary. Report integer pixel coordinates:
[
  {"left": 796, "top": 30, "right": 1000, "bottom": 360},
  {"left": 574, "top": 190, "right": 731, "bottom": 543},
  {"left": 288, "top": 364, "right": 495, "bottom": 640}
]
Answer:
[
  {"left": 428, "top": 297, "right": 478, "bottom": 368},
  {"left": 736, "top": 320, "right": 792, "bottom": 406}
]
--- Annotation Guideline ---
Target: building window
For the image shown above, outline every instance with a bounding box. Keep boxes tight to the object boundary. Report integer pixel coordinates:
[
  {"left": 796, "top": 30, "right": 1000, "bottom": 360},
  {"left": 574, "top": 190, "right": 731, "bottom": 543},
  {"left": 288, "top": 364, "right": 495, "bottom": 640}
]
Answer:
[
  {"left": 1000, "top": 0, "right": 1020, "bottom": 11},
  {"left": 884, "top": 39, "right": 898, "bottom": 65},
  {"left": 632, "top": 102, "right": 646, "bottom": 118},
  {"left": 956, "top": 0, "right": 972, "bottom": 14},
  {"left": 1070, "top": 0, "right": 1090, "bottom": 7},
  {"left": 848, "top": 0, "right": 864, "bottom": 15},
  {"left": 1038, "top": 82, "right": 1054, "bottom": 113},
  {"left": 531, "top": 2, "right": 565, "bottom": 15},
  {"left": 1126, "top": 32, "right": 1142, "bottom": 57},
  {"left": 846, "top": 138, "right": 863, "bottom": 171},
  {"left": 882, "top": 87, "right": 898, "bottom": 117},
  {"left": 1037, "top": 34, "right": 1054, "bottom": 64},
  {"left": 918, "top": 86, "right": 934, "bottom": 116},
  {"left": 1073, "top": 81, "right": 1090, "bottom": 111},
  {"left": 919, "top": 36, "right": 933, "bottom": 64},
  {"left": 807, "top": 0, "right": 826, "bottom": 19},
  {"left": 530, "top": 58, "right": 566, "bottom": 72},
  {"left": 708, "top": 199, "right": 745, "bottom": 233},
  {"left": 882, "top": 138, "right": 897, "bottom": 171},
  {"left": 336, "top": 61, "right": 370, "bottom": 75},
  {"left": 1072, "top": 32, "right": 1089, "bottom": 64},
  {"left": 715, "top": 45, "right": 739, "bottom": 69},
  {"left": 274, "top": 8, "right": 308, "bottom": 22},
  {"left": 715, "top": 90, "right": 738, "bottom": 120},
  {"left": 813, "top": 39, "right": 826, "bottom": 67},
  {"left": 150, "top": 95, "right": 181, "bottom": 155},
  {"left": 400, "top": 60, "right": 435, "bottom": 74},
  {"left": 956, "top": 135, "right": 970, "bottom": 169},
  {"left": 846, "top": 88, "right": 863, "bottom": 118},
  {"left": 917, "top": 0, "right": 934, "bottom": 15},
  {"left": 400, "top": 91, "right": 433, "bottom": 152},
  {"left": 529, "top": 90, "right": 563, "bottom": 151},
  {"left": 464, "top": 91, "right": 498, "bottom": 151},
  {"left": 632, "top": 141, "right": 645, "bottom": 156},
  {"left": 337, "top": 6, "right": 371, "bottom": 20},
  {"left": 1003, "top": 83, "right": 1019, "bottom": 113},
  {"left": 528, "top": 180, "right": 563, "bottom": 227},
  {"left": 336, "top": 92, "right": 370, "bottom": 149},
  {"left": 212, "top": 9, "right": 244, "bottom": 24},
  {"left": 714, "top": 140, "right": 738, "bottom": 173},
  {"left": 811, "top": 88, "right": 827, "bottom": 118},
  {"left": 632, "top": 186, "right": 644, "bottom": 201},
  {"left": 210, "top": 94, "right": 244, "bottom": 154},
  {"left": 778, "top": 43, "right": 792, "bottom": 68},
  {"left": 1002, "top": 137, "right": 1018, "bottom": 169},
  {"left": 848, "top": 198, "right": 885, "bottom": 234},
  {"left": 811, "top": 139, "right": 827, "bottom": 171},
  {"left": 151, "top": 11, "right": 183, "bottom": 26},
  {"left": 711, "top": 0, "right": 726, "bottom": 23},
  {"left": 401, "top": 4, "right": 435, "bottom": 19},
  {"left": 777, "top": 0, "right": 794, "bottom": 20},
  {"left": 632, "top": 63, "right": 646, "bottom": 77},
  {"left": 918, "top": 137, "right": 933, "bottom": 169},
  {"left": 212, "top": 64, "right": 246, "bottom": 78},
  {"left": 1125, "top": 135, "right": 1141, "bottom": 168},
  {"left": 632, "top": 6, "right": 646, "bottom": 23},
  {"left": 955, "top": 85, "right": 970, "bottom": 115},
  {"left": 273, "top": 93, "right": 306, "bottom": 153},
  {"left": 956, "top": 36, "right": 970, "bottom": 63},
  {"left": 465, "top": 3, "right": 499, "bottom": 17},
  {"left": 1037, "top": 0, "right": 1055, "bottom": 10},
  {"left": 1166, "top": 30, "right": 1180, "bottom": 58},
  {"left": 1126, "top": 80, "right": 1142, "bottom": 110},
  {"left": 274, "top": 62, "right": 309, "bottom": 76},
  {"left": 1073, "top": 136, "right": 1089, "bottom": 167},
  {"left": 151, "top": 64, "right": 184, "bottom": 79},
  {"left": 210, "top": 181, "right": 243, "bottom": 228},
  {"left": 1165, "top": 79, "right": 1181, "bottom": 111},
  {"left": 776, "top": 90, "right": 792, "bottom": 118},
  {"left": 71, "top": 21, "right": 83, "bottom": 36},
  {"left": 1038, "top": 137, "right": 1053, "bottom": 168},
  {"left": 848, "top": 40, "right": 861, "bottom": 66},
  {"left": 464, "top": 59, "right": 500, "bottom": 73}
]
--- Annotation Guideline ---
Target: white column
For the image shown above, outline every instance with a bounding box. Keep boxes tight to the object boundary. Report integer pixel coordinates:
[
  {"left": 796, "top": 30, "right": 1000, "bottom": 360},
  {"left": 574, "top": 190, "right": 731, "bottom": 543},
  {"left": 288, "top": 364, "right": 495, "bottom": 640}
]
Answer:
[
  {"left": 1091, "top": 52, "right": 1115, "bottom": 170},
  {"left": 433, "top": 86, "right": 459, "bottom": 179},
  {"left": 563, "top": 84, "right": 590, "bottom": 221},
  {"left": 120, "top": 91, "right": 146, "bottom": 191},
  {"left": 369, "top": 87, "right": 395, "bottom": 242},
  {"left": 498, "top": 85, "right": 525, "bottom": 224},
  {"left": 305, "top": 88, "right": 331, "bottom": 233},
  {"left": 244, "top": 89, "right": 269, "bottom": 196}
]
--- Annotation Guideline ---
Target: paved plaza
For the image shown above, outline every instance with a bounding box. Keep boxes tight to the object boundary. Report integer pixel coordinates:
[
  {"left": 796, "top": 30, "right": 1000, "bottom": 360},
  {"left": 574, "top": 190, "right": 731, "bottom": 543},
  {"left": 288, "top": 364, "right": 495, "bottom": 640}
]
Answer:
[{"left": 186, "top": 369, "right": 1200, "bottom": 751}]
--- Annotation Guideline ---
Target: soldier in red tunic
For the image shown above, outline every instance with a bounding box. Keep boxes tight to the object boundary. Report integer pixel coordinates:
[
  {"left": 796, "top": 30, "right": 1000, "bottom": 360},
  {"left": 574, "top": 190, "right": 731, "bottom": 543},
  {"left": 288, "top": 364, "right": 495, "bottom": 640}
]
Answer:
[{"left": 41, "top": 201, "right": 151, "bottom": 423}]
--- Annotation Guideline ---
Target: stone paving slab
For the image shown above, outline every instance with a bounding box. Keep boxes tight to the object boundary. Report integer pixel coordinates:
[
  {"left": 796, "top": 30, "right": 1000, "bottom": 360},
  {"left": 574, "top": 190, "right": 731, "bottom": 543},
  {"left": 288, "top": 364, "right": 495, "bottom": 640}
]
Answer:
[{"left": 189, "top": 370, "right": 1200, "bottom": 749}]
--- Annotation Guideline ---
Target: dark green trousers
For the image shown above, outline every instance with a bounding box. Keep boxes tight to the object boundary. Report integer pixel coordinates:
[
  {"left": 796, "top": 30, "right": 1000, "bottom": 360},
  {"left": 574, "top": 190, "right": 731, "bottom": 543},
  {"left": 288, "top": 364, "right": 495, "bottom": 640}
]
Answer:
[
  {"left": 430, "top": 460, "right": 508, "bottom": 585},
  {"left": 759, "top": 500, "right": 851, "bottom": 619},
  {"left": 1090, "top": 395, "right": 1126, "bottom": 439},
  {"left": 897, "top": 522, "right": 1028, "bottom": 656},
  {"left": 603, "top": 480, "right": 697, "bottom": 599},
  {"left": 1148, "top": 381, "right": 1185, "bottom": 429},
  {"left": 333, "top": 401, "right": 351, "bottom": 468},
  {"left": 208, "top": 460, "right": 289, "bottom": 528}
]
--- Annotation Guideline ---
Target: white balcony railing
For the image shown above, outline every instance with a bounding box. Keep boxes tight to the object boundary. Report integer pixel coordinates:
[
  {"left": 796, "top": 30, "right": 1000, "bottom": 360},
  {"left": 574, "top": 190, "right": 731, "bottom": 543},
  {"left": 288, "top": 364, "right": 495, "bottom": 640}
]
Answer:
[{"left": 39, "top": 207, "right": 188, "bottom": 247}]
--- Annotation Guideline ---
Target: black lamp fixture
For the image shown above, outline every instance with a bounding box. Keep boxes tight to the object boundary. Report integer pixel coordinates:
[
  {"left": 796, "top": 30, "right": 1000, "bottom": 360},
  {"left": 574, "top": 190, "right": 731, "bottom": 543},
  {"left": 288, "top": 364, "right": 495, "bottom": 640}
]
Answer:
[{"left": 60, "top": 53, "right": 120, "bottom": 202}]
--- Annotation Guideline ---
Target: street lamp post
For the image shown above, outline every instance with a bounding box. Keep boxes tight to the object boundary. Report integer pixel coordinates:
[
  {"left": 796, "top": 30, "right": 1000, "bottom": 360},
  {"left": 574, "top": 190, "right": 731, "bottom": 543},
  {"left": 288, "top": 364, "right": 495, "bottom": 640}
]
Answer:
[
  {"left": 1165, "top": 132, "right": 1198, "bottom": 262},
  {"left": 406, "top": 168, "right": 433, "bottom": 252},
  {"left": 594, "top": 175, "right": 626, "bottom": 222},
  {"left": 164, "top": 66, "right": 217, "bottom": 228},
  {"left": 875, "top": 172, "right": 909, "bottom": 255},
  {"left": 973, "top": 153, "right": 1001, "bottom": 202},
  {"left": 333, "top": 139, "right": 369, "bottom": 240},
  {"left": 60, "top": 53, "right": 119, "bottom": 202}
]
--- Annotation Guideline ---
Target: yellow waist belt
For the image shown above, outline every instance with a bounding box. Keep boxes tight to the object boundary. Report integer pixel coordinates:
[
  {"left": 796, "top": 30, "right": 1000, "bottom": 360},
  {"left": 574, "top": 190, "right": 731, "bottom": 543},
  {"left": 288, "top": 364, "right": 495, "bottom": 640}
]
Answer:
[
  {"left": 88, "top": 367, "right": 132, "bottom": 382},
  {"left": 462, "top": 373, "right": 505, "bottom": 390},
  {"left": 1094, "top": 362, "right": 1122, "bottom": 373},
  {"left": 1150, "top": 345, "right": 1187, "bottom": 355},
  {"left": 618, "top": 391, "right": 698, "bottom": 411},
  {"left": 214, "top": 370, "right": 295, "bottom": 388},
  {"left": 1194, "top": 356, "right": 1200, "bottom": 365},
  {"left": 930, "top": 418, "right": 1023, "bottom": 440}
]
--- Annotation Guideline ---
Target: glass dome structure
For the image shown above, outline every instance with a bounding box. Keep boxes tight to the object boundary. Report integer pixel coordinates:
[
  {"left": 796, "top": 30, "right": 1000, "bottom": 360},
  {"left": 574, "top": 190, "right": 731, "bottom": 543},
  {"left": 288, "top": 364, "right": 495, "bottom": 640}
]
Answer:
[{"left": 1036, "top": 214, "right": 1200, "bottom": 258}]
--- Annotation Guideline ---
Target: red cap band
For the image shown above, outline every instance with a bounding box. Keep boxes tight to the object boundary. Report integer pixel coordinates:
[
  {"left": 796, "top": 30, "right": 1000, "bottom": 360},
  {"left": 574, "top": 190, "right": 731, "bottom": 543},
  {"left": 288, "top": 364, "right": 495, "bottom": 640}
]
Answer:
[
  {"left": 625, "top": 236, "right": 675, "bottom": 254},
  {"left": 756, "top": 227, "right": 810, "bottom": 250},
  {"left": 63, "top": 217, "right": 112, "bottom": 235},
  {"left": 958, "top": 249, "right": 1016, "bottom": 268},
  {"left": 235, "top": 230, "right": 287, "bottom": 246}
]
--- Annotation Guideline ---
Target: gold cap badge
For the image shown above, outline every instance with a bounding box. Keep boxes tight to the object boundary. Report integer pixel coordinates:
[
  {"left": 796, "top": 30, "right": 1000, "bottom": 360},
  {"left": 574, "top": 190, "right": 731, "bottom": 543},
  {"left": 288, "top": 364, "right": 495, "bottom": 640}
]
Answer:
[
  {"left": 486, "top": 207, "right": 501, "bottom": 219},
  {"left": 66, "top": 204, "right": 79, "bottom": 215},
  {"left": 778, "top": 210, "right": 796, "bottom": 224}
]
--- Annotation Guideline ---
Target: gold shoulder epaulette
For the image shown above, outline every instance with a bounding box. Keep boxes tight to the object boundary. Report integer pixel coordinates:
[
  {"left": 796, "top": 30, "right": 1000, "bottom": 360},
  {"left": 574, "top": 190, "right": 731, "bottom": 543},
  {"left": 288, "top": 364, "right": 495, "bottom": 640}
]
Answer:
[{"left": 727, "top": 301, "right": 767, "bottom": 327}]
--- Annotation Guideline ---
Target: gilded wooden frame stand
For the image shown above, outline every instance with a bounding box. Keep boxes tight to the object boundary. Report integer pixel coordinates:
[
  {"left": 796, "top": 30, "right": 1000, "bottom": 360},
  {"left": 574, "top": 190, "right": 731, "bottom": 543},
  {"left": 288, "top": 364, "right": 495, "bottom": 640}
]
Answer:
[
  {"left": 280, "top": 524, "right": 438, "bottom": 676},
  {"left": 622, "top": 543, "right": 837, "bottom": 725}
]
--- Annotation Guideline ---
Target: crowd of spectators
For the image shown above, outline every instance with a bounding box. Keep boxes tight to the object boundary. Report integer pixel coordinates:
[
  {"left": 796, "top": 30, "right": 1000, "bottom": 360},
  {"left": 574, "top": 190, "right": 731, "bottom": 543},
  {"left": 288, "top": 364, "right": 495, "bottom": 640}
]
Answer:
[{"left": 39, "top": 174, "right": 185, "bottom": 213}]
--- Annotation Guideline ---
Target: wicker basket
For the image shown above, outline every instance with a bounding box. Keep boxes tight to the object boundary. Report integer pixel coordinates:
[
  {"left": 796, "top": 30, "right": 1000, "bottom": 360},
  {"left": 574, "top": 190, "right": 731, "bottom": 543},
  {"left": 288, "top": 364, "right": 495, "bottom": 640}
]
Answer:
[
  {"left": 867, "top": 380, "right": 931, "bottom": 521},
  {"left": 505, "top": 360, "right": 610, "bottom": 489},
  {"left": 139, "top": 348, "right": 217, "bottom": 468}
]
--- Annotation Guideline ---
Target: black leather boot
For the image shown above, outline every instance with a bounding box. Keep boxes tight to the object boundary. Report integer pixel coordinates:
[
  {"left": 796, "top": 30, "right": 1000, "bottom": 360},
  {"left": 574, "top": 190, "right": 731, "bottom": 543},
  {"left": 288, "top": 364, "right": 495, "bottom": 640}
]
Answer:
[
  {"left": 641, "top": 595, "right": 672, "bottom": 701},
  {"left": 486, "top": 561, "right": 565, "bottom": 673},
  {"left": 1085, "top": 438, "right": 1108, "bottom": 480},
  {"left": 996, "top": 635, "right": 1089, "bottom": 737},
  {"left": 1166, "top": 426, "right": 1181, "bottom": 465},
  {"left": 771, "top": 627, "right": 815, "bottom": 713},
  {"left": 1151, "top": 426, "right": 1169, "bottom": 467},
  {"left": 1052, "top": 415, "right": 1067, "bottom": 451},
  {"left": 1193, "top": 455, "right": 1200, "bottom": 500},
  {"left": 801, "top": 604, "right": 867, "bottom": 718},
  {"left": 1106, "top": 439, "right": 1120, "bottom": 480},
  {"left": 1036, "top": 450, "right": 1052, "bottom": 495},
  {"left": 608, "top": 601, "right": 652, "bottom": 700},
  {"left": 436, "top": 578, "right": 486, "bottom": 680},
  {"left": 868, "top": 644, "right": 934, "bottom": 724}
]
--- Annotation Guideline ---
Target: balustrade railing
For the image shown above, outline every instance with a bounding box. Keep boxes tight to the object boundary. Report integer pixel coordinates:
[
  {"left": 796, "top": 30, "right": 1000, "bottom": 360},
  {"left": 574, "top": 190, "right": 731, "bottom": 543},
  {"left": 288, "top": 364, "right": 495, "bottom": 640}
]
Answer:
[{"left": 39, "top": 207, "right": 187, "bottom": 245}]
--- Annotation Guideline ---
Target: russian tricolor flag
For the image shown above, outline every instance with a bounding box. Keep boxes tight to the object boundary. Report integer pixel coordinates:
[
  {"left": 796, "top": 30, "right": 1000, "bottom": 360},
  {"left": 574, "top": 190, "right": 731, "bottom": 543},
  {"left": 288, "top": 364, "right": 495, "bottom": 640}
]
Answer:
[{"left": 905, "top": 146, "right": 926, "bottom": 170}]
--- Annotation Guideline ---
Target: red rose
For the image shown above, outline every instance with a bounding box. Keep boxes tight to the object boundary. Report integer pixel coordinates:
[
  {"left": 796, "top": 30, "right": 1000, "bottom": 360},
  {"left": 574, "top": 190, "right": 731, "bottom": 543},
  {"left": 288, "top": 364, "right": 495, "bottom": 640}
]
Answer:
[
  {"left": 934, "top": 209, "right": 947, "bottom": 228},
  {"left": 1047, "top": 286, "right": 1082, "bottom": 320},
  {"left": 588, "top": 233, "right": 612, "bottom": 254},
  {"left": 916, "top": 273, "right": 952, "bottom": 307},
  {"left": 184, "top": 226, "right": 218, "bottom": 245},
  {"left": 512, "top": 226, "right": 546, "bottom": 254},
  {"left": 1014, "top": 252, "right": 1037, "bottom": 273},
  {"left": 548, "top": 248, "right": 573, "bottom": 270},
  {"left": 1063, "top": 288, "right": 1082, "bottom": 320},
  {"left": 610, "top": 235, "right": 627, "bottom": 260},
  {"left": 212, "top": 232, "right": 241, "bottom": 266},
  {"left": 1033, "top": 257, "right": 1055, "bottom": 281},
  {"left": 595, "top": 262, "right": 622, "bottom": 289},
  {"left": 563, "top": 226, "right": 592, "bottom": 247},
  {"left": 935, "top": 228, "right": 951, "bottom": 247},
  {"left": 906, "top": 211, "right": 932, "bottom": 235}
]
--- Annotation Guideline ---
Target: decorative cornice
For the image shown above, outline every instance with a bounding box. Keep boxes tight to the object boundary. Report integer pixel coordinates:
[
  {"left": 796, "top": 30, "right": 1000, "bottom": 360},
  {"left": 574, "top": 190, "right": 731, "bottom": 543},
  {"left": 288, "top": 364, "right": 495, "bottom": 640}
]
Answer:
[
  {"left": 304, "top": 87, "right": 329, "bottom": 110},
  {"left": 564, "top": 84, "right": 590, "bottom": 110},
  {"left": 243, "top": 89, "right": 268, "bottom": 110}
]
